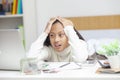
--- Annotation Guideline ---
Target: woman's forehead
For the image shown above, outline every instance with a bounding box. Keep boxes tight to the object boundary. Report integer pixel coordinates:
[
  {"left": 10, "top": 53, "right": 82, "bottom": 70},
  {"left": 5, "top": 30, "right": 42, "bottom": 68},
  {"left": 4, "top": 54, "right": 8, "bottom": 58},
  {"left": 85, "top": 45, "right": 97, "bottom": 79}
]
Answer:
[{"left": 50, "top": 22, "right": 64, "bottom": 33}]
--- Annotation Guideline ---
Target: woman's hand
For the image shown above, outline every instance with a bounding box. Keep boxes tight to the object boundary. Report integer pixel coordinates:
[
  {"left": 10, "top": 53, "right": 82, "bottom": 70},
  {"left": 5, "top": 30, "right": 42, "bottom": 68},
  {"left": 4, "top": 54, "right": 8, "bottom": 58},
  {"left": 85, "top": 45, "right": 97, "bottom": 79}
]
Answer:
[
  {"left": 57, "top": 17, "right": 74, "bottom": 27},
  {"left": 44, "top": 17, "right": 57, "bottom": 34}
]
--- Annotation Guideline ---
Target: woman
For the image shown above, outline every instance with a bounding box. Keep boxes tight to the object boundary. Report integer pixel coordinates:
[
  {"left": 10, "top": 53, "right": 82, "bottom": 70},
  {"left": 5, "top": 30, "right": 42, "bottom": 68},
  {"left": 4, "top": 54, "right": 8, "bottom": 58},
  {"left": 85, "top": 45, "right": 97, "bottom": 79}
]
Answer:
[{"left": 27, "top": 17, "right": 88, "bottom": 62}]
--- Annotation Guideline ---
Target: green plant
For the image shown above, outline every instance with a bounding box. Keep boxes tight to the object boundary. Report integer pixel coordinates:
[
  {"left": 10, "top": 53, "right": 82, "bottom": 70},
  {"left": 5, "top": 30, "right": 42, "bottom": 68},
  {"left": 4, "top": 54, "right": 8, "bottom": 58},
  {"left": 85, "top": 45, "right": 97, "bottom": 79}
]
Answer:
[{"left": 98, "top": 40, "right": 120, "bottom": 56}]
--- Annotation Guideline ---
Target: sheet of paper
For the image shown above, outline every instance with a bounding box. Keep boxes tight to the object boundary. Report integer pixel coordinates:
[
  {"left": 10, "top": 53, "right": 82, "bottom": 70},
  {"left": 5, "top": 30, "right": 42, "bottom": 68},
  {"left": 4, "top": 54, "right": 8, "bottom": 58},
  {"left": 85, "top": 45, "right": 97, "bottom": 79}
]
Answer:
[{"left": 41, "top": 62, "right": 81, "bottom": 73}]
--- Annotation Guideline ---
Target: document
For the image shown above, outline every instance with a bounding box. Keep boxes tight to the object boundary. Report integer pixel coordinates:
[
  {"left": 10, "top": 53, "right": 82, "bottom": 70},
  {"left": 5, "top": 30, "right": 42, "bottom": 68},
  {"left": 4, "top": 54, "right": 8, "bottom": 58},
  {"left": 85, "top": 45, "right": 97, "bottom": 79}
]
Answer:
[{"left": 41, "top": 62, "right": 81, "bottom": 73}]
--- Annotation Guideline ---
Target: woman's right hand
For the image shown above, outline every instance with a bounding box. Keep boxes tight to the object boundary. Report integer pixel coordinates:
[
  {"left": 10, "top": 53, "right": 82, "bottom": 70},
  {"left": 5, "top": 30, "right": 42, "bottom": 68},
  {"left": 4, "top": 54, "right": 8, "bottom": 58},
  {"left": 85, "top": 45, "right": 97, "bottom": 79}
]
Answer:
[{"left": 44, "top": 17, "right": 57, "bottom": 34}]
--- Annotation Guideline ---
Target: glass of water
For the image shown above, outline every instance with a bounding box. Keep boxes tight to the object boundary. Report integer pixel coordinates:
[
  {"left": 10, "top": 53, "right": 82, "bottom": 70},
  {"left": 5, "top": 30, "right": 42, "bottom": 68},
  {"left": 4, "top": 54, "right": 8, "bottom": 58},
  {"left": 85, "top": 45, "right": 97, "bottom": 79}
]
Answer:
[{"left": 20, "top": 58, "right": 40, "bottom": 75}]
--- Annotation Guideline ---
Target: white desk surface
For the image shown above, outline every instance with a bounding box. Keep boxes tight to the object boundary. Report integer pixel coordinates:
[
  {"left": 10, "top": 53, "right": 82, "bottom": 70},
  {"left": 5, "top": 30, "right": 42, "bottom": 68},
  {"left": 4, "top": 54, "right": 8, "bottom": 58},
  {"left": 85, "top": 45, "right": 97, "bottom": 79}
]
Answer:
[{"left": 0, "top": 62, "right": 120, "bottom": 80}]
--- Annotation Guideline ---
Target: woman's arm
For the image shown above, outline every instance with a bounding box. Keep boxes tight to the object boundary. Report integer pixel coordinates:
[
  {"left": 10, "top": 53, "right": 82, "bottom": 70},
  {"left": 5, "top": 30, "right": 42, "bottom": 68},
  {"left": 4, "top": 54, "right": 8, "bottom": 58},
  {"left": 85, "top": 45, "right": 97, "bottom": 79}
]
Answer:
[
  {"left": 27, "top": 32, "right": 50, "bottom": 59},
  {"left": 57, "top": 17, "right": 88, "bottom": 62},
  {"left": 27, "top": 18, "right": 57, "bottom": 60},
  {"left": 64, "top": 26, "right": 88, "bottom": 62}
]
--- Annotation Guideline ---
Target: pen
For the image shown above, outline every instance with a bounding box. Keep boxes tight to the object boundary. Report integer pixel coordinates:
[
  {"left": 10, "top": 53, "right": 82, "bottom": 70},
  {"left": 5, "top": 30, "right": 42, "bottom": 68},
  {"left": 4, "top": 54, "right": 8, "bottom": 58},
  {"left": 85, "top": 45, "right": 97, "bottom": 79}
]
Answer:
[
  {"left": 59, "top": 62, "right": 70, "bottom": 68},
  {"left": 74, "top": 62, "right": 81, "bottom": 67}
]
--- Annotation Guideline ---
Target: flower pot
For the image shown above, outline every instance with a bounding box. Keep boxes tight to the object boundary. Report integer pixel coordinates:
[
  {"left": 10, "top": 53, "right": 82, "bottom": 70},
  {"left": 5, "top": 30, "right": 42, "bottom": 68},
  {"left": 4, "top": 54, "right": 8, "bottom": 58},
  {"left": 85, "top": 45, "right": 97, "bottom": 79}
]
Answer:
[{"left": 108, "top": 55, "right": 120, "bottom": 69}]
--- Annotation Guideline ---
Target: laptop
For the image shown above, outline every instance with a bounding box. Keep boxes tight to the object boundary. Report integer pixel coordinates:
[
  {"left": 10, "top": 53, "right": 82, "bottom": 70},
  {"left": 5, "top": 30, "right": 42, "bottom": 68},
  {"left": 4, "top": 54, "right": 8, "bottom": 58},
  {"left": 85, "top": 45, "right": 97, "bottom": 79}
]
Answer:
[{"left": 0, "top": 29, "right": 26, "bottom": 70}]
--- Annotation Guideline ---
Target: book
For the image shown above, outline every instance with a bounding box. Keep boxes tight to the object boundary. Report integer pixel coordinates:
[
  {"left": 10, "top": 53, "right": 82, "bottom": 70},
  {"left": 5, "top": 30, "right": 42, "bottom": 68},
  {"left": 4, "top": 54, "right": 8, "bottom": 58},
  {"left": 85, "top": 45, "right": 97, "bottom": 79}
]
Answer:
[
  {"left": 17, "top": 0, "right": 23, "bottom": 14},
  {"left": 12, "top": 0, "right": 18, "bottom": 14},
  {"left": 0, "top": 4, "right": 5, "bottom": 15}
]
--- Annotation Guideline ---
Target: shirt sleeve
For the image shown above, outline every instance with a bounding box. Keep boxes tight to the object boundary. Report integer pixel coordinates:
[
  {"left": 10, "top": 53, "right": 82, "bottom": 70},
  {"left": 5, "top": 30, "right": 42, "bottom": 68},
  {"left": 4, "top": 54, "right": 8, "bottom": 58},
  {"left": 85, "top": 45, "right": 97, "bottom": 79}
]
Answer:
[
  {"left": 64, "top": 26, "right": 88, "bottom": 62},
  {"left": 26, "top": 32, "right": 50, "bottom": 61}
]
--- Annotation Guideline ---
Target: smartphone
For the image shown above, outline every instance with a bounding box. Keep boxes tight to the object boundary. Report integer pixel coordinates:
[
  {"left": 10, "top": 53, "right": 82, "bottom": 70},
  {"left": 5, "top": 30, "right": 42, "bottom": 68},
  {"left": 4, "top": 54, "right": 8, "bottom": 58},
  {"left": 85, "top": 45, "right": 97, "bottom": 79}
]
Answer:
[{"left": 97, "top": 60, "right": 110, "bottom": 68}]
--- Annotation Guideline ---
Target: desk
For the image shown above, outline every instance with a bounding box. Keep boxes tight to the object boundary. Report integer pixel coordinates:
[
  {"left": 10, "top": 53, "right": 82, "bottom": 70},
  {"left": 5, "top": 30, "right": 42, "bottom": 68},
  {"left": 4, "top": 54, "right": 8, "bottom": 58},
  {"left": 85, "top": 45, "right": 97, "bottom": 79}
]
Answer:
[{"left": 0, "top": 62, "right": 120, "bottom": 80}]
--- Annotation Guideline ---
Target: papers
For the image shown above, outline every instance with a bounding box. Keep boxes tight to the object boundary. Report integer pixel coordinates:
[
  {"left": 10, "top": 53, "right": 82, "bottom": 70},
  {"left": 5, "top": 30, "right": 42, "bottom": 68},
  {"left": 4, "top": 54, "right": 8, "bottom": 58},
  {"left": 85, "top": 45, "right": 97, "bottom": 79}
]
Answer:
[{"left": 41, "top": 62, "right": 81, "bottom": 73}]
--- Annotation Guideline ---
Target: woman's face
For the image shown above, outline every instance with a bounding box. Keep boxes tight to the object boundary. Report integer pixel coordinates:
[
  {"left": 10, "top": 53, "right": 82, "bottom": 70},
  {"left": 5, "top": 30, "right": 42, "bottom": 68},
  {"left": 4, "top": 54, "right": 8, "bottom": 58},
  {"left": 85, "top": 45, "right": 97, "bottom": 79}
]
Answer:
[{"left": 49, "top": 22, "right": 69, "bottom": 52}]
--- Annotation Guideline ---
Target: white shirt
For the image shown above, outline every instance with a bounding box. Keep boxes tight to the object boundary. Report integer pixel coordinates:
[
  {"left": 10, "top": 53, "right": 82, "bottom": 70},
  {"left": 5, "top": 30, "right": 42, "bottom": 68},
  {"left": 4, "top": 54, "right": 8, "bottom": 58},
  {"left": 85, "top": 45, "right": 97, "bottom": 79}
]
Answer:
[{"left": 27, "top": 26, "right": 88, "bottom": 62}]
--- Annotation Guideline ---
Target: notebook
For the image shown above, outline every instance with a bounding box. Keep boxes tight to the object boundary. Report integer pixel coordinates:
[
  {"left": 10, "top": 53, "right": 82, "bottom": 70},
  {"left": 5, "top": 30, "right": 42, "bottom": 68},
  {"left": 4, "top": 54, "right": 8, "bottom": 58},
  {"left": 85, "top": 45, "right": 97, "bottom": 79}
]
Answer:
[{"left": 0, "top": 29, "right": 26, "bottom": 70}]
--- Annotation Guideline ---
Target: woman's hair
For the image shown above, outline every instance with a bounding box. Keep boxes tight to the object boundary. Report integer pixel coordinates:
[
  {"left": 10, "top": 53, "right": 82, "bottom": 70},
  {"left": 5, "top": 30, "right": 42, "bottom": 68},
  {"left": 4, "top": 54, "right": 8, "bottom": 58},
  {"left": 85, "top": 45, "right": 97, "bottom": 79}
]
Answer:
[{"left": 44, "top": 20, "right": 85, "bottom": 46}]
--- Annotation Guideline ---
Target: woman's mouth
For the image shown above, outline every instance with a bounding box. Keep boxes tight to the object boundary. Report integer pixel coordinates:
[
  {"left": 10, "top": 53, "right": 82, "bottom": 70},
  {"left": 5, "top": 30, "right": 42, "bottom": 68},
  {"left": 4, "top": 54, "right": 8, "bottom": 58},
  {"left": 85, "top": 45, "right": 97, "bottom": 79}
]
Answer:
[{"left": 54, "top": 44, "right": 62, "bottom": 48}]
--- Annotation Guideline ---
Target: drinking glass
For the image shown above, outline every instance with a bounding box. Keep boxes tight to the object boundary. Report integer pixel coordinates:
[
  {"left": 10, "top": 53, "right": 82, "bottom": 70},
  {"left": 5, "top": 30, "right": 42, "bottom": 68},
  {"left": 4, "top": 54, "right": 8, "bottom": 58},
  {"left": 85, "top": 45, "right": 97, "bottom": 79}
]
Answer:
[{"left": 20, "top": 58, "right": 40, "bottom": 75}]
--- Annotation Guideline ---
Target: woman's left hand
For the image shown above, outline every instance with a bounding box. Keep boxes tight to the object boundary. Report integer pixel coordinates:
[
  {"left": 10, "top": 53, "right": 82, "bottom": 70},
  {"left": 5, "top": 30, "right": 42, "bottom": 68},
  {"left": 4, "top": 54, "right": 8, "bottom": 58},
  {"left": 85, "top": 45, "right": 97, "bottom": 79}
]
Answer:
[{"left": 57, "top": 17, "right": 74, "bottom": 27}]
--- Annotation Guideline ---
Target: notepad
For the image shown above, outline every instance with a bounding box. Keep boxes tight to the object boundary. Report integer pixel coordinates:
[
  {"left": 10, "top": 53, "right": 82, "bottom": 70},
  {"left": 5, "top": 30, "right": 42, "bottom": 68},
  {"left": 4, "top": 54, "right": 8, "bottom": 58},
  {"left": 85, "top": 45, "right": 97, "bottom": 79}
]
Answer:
[{"left": 96, "top": 67, "right": 120, "bottom": 74}]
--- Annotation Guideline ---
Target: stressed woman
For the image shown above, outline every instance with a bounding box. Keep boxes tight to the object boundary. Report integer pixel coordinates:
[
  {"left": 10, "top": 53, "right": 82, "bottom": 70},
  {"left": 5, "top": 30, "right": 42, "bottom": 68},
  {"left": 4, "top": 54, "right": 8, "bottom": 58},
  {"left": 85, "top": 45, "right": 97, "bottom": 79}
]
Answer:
[{"left": 27, "top": 17, "right": 88, "bottom": 62}]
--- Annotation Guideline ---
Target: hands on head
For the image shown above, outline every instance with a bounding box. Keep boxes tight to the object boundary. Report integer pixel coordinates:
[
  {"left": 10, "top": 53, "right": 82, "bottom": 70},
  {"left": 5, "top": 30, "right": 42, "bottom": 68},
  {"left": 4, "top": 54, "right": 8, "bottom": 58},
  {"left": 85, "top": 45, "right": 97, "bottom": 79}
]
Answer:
[
  {"left": 57, "top": 16, "right": 74, "bottom": 27},
  {"left": 44, "top": 17, "right": 74, "bottom": 34}
]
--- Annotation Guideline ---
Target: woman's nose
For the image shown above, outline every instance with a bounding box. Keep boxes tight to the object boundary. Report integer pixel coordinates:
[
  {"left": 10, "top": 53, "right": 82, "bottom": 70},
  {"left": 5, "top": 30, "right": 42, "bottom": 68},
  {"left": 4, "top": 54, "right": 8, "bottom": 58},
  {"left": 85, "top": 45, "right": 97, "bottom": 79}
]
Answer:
[{"left": 55, "top": 35, "right": 60, "bottom": 42}]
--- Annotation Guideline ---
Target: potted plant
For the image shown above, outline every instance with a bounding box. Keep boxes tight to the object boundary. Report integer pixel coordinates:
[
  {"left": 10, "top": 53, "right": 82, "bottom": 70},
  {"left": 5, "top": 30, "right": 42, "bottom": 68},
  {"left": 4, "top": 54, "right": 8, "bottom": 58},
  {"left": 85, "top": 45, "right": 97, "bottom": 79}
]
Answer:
[{"left": 98, "top": 40, "right": 120, "bottom": 69}]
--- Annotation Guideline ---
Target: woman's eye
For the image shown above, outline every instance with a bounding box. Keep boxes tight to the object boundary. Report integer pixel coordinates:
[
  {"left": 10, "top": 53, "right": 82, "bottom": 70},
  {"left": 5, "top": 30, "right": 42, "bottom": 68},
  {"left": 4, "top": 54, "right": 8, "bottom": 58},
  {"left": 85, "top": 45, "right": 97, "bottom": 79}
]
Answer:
[
  {"left": 59, "top": 33, "right": 65, "bottom": 37},
  {"left": 50, "top": 34, "right": 53, "bottom": 37},
  {"left": 50, "top": 34, "right": 55, "bottom": 37}
]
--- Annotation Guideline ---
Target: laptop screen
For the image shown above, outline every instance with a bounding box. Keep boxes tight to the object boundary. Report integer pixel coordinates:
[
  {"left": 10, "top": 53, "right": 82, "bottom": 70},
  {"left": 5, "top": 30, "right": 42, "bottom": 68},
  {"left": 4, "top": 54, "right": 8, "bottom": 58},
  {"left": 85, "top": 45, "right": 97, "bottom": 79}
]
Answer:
[{"left": 0, "top": 29, "right": 26, "bottom": 70}]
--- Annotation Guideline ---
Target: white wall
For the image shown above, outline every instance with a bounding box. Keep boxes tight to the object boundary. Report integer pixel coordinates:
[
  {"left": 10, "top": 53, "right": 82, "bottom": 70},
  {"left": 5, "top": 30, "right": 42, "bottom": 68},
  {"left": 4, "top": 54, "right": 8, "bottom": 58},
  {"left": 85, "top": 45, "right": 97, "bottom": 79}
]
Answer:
[{"left": 36, "top": 0, "right": 120, "bottom": 39}]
